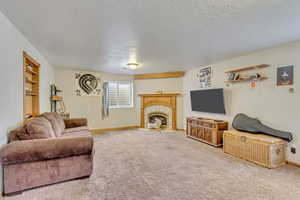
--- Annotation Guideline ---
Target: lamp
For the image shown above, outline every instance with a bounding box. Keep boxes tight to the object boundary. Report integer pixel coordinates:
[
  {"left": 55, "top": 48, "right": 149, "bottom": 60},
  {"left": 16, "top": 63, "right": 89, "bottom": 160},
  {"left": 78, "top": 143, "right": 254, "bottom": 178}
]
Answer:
[{"left": 125, "top": 62, "right": 139, "bottom": 70}]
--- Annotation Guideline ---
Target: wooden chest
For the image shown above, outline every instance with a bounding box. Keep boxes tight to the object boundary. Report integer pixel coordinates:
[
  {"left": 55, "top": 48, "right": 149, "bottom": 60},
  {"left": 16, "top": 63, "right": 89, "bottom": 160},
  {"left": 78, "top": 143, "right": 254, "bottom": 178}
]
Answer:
[
  {"left": 223, "top": 130, "right": 287, "bottom": 168},
  {"left": 186, "top": 117, "right": 228, "bottom": 147}
]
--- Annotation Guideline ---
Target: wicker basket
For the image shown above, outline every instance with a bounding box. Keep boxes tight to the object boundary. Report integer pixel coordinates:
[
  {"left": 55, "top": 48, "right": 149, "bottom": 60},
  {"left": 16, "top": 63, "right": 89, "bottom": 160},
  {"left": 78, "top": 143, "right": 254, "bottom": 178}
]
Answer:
[{"left": 223, "top": 130, "right": 287, "bottom": 168}]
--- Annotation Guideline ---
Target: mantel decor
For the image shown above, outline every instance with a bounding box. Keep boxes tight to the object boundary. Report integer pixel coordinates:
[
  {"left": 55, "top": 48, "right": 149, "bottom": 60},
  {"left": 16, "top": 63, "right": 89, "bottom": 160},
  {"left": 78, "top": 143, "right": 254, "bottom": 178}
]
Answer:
[{"left": 139, "top": 93, "right": 180, "bottom": 130}]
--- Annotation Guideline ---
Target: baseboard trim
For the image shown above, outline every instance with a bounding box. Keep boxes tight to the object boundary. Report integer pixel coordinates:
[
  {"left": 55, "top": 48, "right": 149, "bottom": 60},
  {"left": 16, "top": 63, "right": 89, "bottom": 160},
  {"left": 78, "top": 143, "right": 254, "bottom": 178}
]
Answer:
[
  {"left": 91, "top": 126, "right": 139, "bottom": 134},
  {"left": 287, "top": 161, "right": 300, "bottom": 168}
]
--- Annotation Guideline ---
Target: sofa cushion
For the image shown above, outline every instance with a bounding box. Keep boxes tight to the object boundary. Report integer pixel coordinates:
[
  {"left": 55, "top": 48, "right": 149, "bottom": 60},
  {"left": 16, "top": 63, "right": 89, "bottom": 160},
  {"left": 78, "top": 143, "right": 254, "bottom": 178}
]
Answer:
[
  {"left": 41, "top": 113, "right": 65, "bottom": 137},
  {"left": 21, "top": 117, "right": 56, "bottom": 140},
  {"left": 62, "top": 130, "right": 91, "bottom": 138},
  {"left": 63, "top": 126, "right": 89, "bottom": 134},
  {"left": 9, "top": 125, "right": 27, "bottom": 142},
  {"left": 1, "top": 136, "right": 94, "bottom": 165},
  {"left": 64, "top": 118, "right": 88, "bottom": 129}
]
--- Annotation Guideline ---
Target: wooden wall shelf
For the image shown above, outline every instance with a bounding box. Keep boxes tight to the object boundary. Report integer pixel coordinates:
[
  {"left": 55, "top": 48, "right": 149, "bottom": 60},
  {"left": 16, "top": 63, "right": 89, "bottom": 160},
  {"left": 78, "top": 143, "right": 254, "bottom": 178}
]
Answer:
[
  {"left": 23, "top": 51, "right": 40, "bottom": 120},
  {"left": 225, "top": 64, "right": 270, "bottom": 74},
  {"left": 25, "top": 68, "right": 38, "bottom": 75},
  {"left": 51, "top": 96, "right": 63, "bottom": 101},
  {"left": 25, "top": 93, "right": 37, "bottom": 96},
  {"left": 25, "top": 77, "right": 37, "bottom": 84},
  {"left": 225, "top": 77, "right": 268, "bottom": 83}
]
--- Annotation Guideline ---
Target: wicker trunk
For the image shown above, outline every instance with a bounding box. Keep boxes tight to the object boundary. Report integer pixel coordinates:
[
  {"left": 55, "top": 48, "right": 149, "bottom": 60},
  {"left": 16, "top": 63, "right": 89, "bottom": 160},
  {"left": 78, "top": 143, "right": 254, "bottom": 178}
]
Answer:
[{"left": 223, "top": 130, "right": 287, "bottom": 168}]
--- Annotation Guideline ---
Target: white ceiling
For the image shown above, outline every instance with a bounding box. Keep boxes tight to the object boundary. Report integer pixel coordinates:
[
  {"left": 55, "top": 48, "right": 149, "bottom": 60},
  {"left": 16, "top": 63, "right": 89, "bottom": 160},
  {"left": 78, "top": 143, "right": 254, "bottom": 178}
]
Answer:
[{"left": 1, "top": 0, "right": 300, "bottom": 74}]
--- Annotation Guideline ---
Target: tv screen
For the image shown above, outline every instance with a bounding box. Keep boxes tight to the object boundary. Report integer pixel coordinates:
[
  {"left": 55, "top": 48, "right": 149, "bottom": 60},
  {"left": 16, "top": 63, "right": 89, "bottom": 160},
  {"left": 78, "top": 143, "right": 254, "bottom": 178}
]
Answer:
[{"left": 190, "top": 88, "right": 226, "bottom": 114}]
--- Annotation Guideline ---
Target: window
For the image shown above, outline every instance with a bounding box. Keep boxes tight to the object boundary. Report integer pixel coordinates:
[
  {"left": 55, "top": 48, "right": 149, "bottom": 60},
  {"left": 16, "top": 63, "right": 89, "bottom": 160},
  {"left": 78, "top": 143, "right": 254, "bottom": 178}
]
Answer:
[{"left": 108, "top": 81, "right": 133, "bottom": 108}]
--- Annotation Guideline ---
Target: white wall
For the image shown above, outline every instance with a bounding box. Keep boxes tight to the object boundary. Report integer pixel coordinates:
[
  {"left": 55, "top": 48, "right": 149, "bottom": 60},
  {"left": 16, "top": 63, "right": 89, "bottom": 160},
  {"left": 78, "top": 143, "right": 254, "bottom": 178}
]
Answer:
[
  {"left": 135, "top": 77, "right": 184, "bottom": 129},
  {"left": 55, "top": 69, "right": 185, "bottom": 130},
  {"left": 0, "top": 11, "right": 55, "bottom": 144},
  {"left": 55, "top": 69, "right": 138, "bottom": 129},
  {"left": 183, "top": 41, "right": 300, "bottom": 163}
]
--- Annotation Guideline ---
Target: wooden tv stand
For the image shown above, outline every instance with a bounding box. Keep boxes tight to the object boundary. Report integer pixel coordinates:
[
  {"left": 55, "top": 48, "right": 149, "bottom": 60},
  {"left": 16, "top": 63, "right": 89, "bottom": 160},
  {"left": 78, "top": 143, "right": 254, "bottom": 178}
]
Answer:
[{"left": 186, "top": 117, "right": 228, "bottom": 147}]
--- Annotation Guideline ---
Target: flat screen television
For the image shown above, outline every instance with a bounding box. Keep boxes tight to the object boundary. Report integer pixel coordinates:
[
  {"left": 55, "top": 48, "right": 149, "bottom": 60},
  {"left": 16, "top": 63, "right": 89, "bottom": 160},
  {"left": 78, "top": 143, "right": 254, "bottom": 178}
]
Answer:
[{"left": 190, "top": 88, "right": 226, "bottom": 114}]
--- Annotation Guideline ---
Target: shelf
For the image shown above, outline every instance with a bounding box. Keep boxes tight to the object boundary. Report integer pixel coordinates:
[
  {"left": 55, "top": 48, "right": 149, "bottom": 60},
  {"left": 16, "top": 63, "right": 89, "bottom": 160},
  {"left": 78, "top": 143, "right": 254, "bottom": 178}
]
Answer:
[
  {"left": 225, "top": 77, "right": 268, "bottom": 83},
  {"left": 25, "top": 68, "right": 38, "bottom": 75},
  {"left": 23, "top": 51, "right": 40, "bottom": 120},
  {"left": 225, "top": 64, "right": 270, "bottom": 73},
  {"left": 25, "top": 78, "right": 37, "bottom": 84},
  {"left": 25, "top": 93, "right": 37, "bottom": 96},
  {"left": 51, "top": 96, "right": 63, "bottom": 101}
]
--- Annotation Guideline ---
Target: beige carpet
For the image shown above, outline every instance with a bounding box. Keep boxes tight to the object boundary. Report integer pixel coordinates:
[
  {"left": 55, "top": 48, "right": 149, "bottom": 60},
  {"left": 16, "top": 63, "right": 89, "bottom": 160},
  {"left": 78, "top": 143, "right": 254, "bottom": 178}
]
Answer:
[{"left": 3, "top": 129, "right": 300, "bottom": 200}]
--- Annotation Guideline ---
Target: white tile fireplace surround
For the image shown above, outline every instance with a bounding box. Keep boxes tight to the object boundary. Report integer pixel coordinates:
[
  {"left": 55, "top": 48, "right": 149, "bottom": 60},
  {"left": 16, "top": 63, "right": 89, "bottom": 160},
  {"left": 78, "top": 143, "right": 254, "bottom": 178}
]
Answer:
[{"left": 144, "top": 105, "right": 172, "bottom": 129}]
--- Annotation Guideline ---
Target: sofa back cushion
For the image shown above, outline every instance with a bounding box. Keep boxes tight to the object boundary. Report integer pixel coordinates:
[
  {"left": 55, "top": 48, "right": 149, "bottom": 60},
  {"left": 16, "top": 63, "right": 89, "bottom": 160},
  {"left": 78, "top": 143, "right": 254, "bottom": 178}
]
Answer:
[
  {"left": 12, "top": 117, "right": 56, "bottom": 141},
  {"left": 41, "top": 112, "right": 65, "bottom": 137},
  {"left": 8, "top": 125, "right": 27, "bottom": 142}
]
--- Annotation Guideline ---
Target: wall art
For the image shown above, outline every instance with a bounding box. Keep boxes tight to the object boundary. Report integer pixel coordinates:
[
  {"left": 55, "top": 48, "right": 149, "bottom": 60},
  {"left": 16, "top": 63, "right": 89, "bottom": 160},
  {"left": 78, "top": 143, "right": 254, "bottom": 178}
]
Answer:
[
  {"left": 75, "top": 72, "right": 102, "bottom": 96},
  {"left": 197, "top": 67, "right": 212, "bottom": 88},
  {"left": 277, "top": 65, "right": 294, "bottom": 86}
]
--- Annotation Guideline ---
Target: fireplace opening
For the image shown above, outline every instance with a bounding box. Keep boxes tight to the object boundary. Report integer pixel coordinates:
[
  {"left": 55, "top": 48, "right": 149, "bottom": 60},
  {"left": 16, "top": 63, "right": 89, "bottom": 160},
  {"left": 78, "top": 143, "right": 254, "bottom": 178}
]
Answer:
[{"left": 148, "top": 112, "right": 168, "bottom": 129}]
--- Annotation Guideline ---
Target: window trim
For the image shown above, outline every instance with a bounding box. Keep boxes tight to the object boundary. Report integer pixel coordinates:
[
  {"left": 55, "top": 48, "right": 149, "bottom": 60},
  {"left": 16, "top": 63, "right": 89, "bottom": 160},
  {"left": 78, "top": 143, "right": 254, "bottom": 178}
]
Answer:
[{"left": 108, "top": 81, "right": 134, "bottom": 109}]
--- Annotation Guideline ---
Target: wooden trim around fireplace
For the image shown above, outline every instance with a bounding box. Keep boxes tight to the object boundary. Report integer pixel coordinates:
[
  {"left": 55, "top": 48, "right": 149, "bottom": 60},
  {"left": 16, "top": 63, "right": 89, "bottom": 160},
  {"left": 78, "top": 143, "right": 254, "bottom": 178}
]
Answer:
[{"left": 139, "top": 93, "right": 180, "bottom": 130}]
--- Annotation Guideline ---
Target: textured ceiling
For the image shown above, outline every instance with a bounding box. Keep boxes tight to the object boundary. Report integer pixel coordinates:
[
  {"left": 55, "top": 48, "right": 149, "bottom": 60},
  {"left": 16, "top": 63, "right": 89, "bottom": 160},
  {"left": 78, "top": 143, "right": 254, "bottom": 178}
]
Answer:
[{"left": 1, "top": 0, "right": 300, "bottom": 74}]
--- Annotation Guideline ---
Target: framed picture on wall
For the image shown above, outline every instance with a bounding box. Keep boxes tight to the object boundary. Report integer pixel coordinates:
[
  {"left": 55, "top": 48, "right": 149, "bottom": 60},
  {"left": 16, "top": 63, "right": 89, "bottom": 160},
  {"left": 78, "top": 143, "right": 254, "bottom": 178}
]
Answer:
[
  {"left": 197, "top": 67, "right": 212, "bottom": 88},
  {"left": 75, "top": 72, "right": 102, "bottom": 96},
  {"left": 277, "top": 65, "right": 294, "bottom": 86}
]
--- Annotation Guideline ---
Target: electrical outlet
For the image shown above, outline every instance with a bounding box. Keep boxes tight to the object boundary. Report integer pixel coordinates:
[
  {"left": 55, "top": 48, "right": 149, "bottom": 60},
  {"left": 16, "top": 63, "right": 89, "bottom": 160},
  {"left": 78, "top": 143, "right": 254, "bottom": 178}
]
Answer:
[
  {"left": 291, "top": 147, "right": 296, "bottom": 154},
  {"left": 289, "top": 87, "right": 295, "bottom": 93}
]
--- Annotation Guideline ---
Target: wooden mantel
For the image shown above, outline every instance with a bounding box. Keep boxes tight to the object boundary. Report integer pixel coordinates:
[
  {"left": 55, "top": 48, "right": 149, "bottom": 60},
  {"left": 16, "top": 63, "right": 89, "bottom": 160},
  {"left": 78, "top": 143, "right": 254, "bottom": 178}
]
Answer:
[
  {"left": 138, "top": 93, "right": 180, "bottom": 97},
  {"left": 139, "top": 93, "right": 180, "bottom": 130}
]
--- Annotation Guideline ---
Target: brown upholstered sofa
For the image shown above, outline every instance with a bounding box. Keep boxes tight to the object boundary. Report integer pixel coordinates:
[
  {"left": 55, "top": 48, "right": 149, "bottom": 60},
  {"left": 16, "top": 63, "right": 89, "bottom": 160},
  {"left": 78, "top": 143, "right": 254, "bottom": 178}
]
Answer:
[{"left": 0, "top": 112, "right": 94, "bottom": 195}]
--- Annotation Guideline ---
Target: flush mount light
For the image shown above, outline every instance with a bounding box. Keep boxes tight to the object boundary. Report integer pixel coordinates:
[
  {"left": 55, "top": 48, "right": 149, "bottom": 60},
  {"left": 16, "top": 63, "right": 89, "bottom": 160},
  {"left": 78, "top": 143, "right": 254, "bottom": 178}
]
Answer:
[{"left": 125, "top": 62, "right": 139, "bottom": 70}]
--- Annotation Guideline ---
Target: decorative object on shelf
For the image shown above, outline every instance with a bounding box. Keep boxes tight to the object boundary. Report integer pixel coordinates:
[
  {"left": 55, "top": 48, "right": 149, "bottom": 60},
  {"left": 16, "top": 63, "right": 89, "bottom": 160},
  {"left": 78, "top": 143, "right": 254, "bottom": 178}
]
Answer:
[
  {"left": 249, "top": 73, "right": 261, "bottom": 79},
  {"left": 75, "top": 72, "right": 102, "bottom": 96},
  {"left": 197, "top": 66, "right": 212, "bottom": 88},
  {"left": 25, "top": 87, "right": 32, "bottom": 94},
  {"left": 225, "top": 64, "right": 269, "bottom": 83},
  {"left": 156, "top": 90, "right": 163, "bottom": 94},
  {"left": 234, "top": 73, "right": 240, "bottom": 80},
  {"left": 277, "top": 65, "right": 294, "bottom": 86},
  {"left": 227, "top": 72, "right": 236, "bottom": 81},
  {"left": 26, "top": 64, "right": 33, "bottom": 71}
]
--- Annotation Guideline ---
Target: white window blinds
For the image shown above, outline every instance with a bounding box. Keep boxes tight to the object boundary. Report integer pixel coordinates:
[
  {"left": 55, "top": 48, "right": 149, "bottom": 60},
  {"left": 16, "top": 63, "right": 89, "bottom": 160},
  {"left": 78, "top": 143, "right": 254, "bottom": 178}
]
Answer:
[{"left": 108, "top": 81, "right": 133, "bottom": 108}]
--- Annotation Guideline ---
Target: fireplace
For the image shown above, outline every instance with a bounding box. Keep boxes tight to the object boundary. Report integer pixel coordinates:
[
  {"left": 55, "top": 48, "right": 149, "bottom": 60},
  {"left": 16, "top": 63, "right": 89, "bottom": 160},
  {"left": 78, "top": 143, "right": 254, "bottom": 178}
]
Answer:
[
  {"left": 139, "top": 93, "right": 180, "bottom": 130},
  {"left": 148, "top": 112, "right": 168, "bottom": 129}
]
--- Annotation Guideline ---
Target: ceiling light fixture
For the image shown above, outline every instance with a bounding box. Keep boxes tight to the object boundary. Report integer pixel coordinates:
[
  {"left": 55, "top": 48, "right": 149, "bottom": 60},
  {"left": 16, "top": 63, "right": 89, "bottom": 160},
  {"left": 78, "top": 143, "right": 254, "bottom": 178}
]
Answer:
[{"left": 125, "top": 62, "right": 139, "bottom": 70}]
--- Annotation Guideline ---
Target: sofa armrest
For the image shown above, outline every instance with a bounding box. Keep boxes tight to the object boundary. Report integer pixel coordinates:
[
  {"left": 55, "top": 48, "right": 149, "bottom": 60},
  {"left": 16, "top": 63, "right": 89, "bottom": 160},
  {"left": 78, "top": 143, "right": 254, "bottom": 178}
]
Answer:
[
  {"left": 64, "top": 118, "right": 88, "bottom": 129},
  {"left": 0, "top": 136, "right": 93, "bottom": 165}
]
